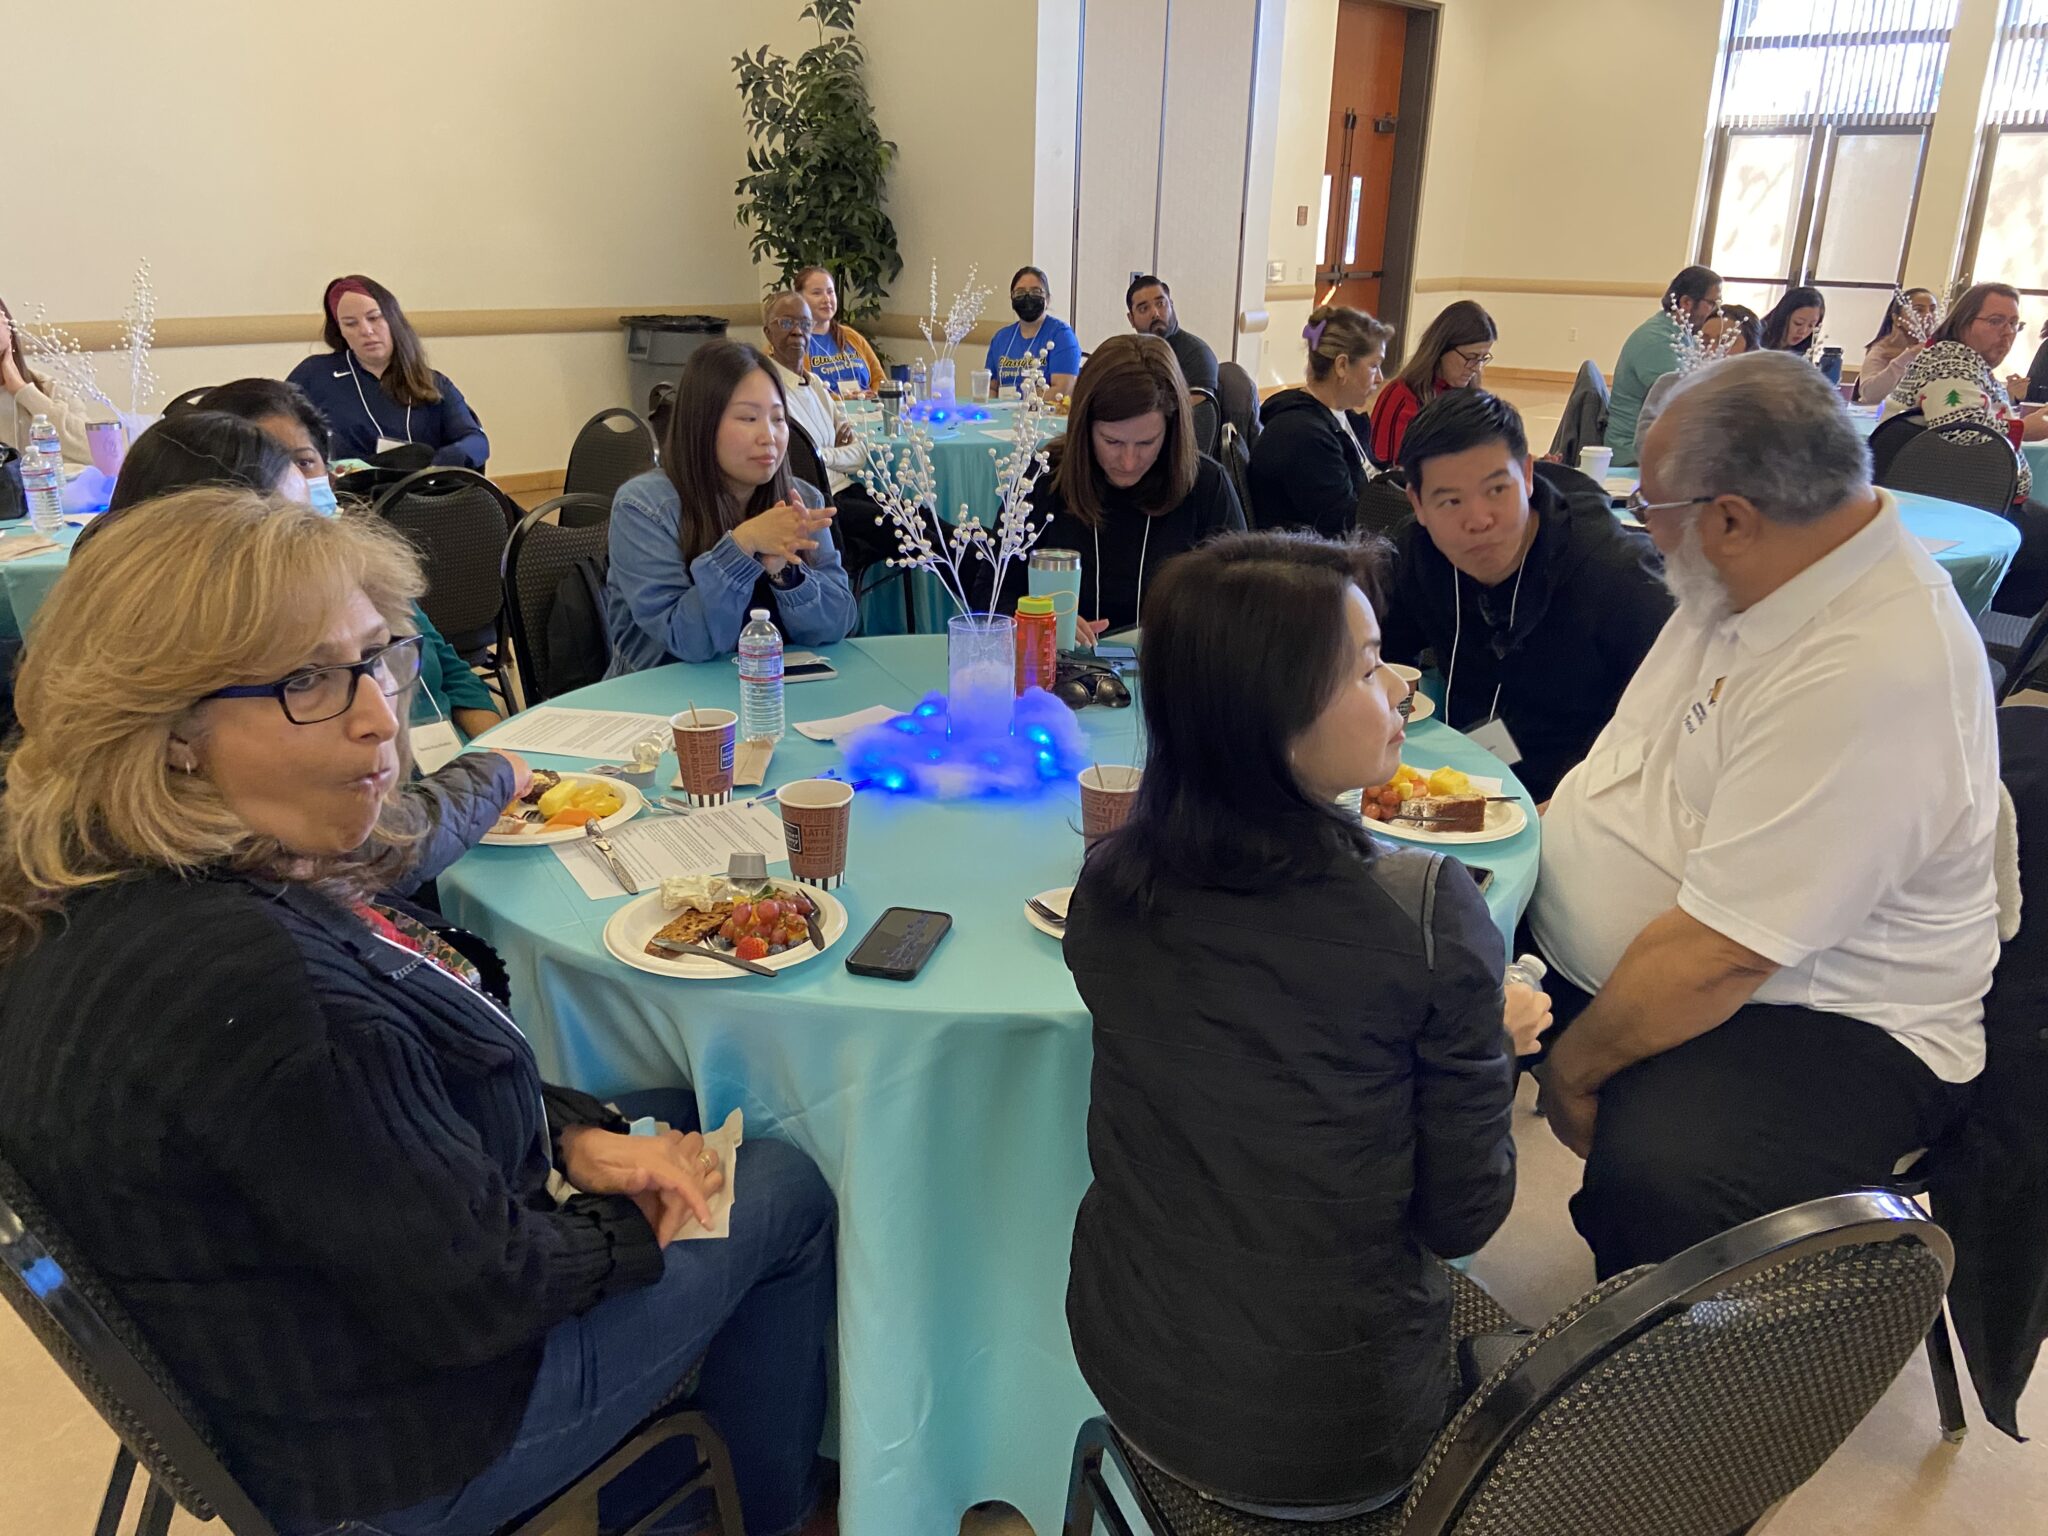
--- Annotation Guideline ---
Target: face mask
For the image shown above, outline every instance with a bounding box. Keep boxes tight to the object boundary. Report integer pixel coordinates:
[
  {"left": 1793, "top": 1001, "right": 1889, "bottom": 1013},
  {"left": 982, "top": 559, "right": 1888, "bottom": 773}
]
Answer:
[
  {"left": 1012, "top": 294, "right": 1047, "bottom": 323},
  {"left": 306, "top": 475, "right": 340, "bottom": 517}
]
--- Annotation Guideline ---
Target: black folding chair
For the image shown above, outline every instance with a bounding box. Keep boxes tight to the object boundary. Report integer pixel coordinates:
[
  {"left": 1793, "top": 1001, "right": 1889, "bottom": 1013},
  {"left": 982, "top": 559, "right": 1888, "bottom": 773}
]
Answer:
[
  {"left": 1065, "top": 1190, "right": 1951, "bottom": 1536},
  {"left": 502, "top": 498, "right": 614, "bottom": 707},
  {"left": 1188, "top": 387, "right": 1221, "bottom": 458},
  {"left": 1216, "top": 362, "right": 1261, "bottom": 453},
  {"left": 563, "top": 408, "right": 658, "bottom": 504},
  {"left": 371, "top": 468, "right": 520, "bottom": 665},
  {"left": 783, "top": 419, "right": 831, "bottom": 504},
  {"left": 0, "top": 1149, "right": 742, "bottom": 1536},
  {"left": 1867, "top": 411, "right": 1927, "bottom": 484},
  {"left": 1357, "top": 469, "right": 1414, "bottom": 539},
  {"left": 1981, "top": 599, "right": 2048, "bottom": 702},
  {"left": 1879, "top": 426, "right": 2022, "bottom": 517},
  {"left": 1217, "top": 423, "right": 1254, "bottom": 528}
]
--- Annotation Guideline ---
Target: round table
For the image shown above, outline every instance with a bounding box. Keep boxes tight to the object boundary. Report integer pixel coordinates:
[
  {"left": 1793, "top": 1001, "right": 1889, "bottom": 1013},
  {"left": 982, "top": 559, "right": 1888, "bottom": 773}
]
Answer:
[
  {"left": 444, "top": 635, "right": 1538, "bottom": 1536},
  {"left": 1601, "top": 470, "right": 2018, "bottom": 617},
  {"left": 2023, "top": 438, "right": 2048, "bottom": 493},
  {"left": 0, "top": 523, "right": 82, "bottom": 641}
]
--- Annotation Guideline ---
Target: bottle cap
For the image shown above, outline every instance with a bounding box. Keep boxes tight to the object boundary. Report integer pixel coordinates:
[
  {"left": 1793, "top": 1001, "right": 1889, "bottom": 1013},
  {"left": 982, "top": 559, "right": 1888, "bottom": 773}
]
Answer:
[
  {"left": 750, "top": 608, "right": 770, "bottom": 621},
  {"left": 1017, "top": 595, "right": 1055, "bottom": 616}
]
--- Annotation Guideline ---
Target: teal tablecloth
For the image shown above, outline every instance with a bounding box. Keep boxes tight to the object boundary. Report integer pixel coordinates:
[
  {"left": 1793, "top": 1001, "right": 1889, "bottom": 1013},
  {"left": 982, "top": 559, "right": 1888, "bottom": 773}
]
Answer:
[
  {"left": 442, "top": 635, "right": 1538, "bottom": 1536},
  {"left": 2024, "top": 438, "right": 2048, "bottom": 492},
  {"left": 1603, "top": 471, "right": 2017, "bottom": 617},
  {"left": 0, "top": 524, "right": 81, "bottom": 640}
]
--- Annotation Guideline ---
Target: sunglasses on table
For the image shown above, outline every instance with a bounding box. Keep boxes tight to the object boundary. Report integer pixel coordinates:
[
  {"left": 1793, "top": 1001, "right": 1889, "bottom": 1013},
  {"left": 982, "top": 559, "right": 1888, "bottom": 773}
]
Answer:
[{"left": 203, "top": 636, "right": 425, "bottom": 725}]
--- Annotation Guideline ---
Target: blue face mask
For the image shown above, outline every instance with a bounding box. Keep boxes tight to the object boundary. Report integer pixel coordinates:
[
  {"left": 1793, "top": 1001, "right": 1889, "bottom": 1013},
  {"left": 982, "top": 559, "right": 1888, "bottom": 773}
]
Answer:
[{"left": 306, "top": 476, "right": 339, "bottom": 516}]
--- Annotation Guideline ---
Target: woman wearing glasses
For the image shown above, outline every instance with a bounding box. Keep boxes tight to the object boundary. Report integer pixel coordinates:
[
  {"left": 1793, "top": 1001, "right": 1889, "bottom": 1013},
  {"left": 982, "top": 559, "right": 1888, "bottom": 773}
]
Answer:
[
  {"left": 1367, "top": 300, "right": 1498, "bottom": 467},
  {"left": 1887, "top": 282, "right": 2048, "bottom": 504},
  {"left": 983, "top": 265, "right": 1082, "bottom": 396},
  {"left": 0, "top": 489, "right": 837, "bottom": 1536}
]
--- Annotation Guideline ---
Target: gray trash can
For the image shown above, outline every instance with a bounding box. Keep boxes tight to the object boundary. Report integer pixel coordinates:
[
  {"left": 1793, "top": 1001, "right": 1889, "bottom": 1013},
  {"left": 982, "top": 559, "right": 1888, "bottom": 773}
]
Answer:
[{"left": 622, "top": 314, "right": 731, "bottom": 416}]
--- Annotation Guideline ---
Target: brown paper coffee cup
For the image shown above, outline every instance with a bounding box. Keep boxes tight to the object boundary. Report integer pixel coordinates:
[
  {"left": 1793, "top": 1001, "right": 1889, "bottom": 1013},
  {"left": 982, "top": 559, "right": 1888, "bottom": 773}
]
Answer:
[
  {"left": 671, "top": 709, "right": 737, "bottom": 804},
  {"left": 1079, "top": 764, "right": 1141, "bottom": 843},
  {"left": 778, "top": 778, "right": 854, "bottom": 887}
]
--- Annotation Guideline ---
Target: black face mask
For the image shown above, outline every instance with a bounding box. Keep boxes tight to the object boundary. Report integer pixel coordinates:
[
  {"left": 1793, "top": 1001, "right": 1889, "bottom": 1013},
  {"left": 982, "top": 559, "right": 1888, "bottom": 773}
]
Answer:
[{"left": 1012, "top": 293, "right": 1047, "bottom": 322}]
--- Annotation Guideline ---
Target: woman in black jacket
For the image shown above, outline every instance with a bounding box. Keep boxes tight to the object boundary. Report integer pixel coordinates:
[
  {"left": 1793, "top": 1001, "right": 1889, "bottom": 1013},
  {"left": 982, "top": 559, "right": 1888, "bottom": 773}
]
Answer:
[
  {"left": 995, "top": 333, "right": 1243, "bottom": 634},
  {"left": 0, "top": 489, "right": 835, "bottom": 1536},
  {"left": 1064, "top": 530, "right": 1544, "bottom": 1518},
  {"left": 1248, "top": 304, "right": 1394, "bottom": 535}
]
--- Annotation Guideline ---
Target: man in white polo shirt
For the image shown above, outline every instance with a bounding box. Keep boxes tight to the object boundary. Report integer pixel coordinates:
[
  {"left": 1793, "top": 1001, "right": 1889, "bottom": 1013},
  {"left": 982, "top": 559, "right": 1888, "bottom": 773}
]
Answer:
[{"left": 1531, "top": 350, "right": 1996, "bottom": 1277}]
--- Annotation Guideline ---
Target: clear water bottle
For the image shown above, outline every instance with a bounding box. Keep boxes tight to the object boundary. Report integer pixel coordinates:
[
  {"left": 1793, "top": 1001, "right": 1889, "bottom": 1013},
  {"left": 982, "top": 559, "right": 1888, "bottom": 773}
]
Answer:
[
  {"left": 28, "top": 413, "right": 62, "bottom": 472},
  {"left": 910, "top": 357, "right": 928, "bottom": 403},
  {"left": 737, "top": 608, "right": 785, "bottom": 743},
  {"left": 1505, "top": 953, "right": 1548, "bottom": 993},
  {"left": 22, "top": 444, "right": 64, "bottom": 534}
]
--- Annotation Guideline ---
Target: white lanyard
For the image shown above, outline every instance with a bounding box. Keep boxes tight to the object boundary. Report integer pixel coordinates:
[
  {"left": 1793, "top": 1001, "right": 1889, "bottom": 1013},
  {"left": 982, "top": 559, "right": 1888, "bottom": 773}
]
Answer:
[
  {"left": 348, "top": 353, "right": 413, "bottom": 446},
  {"left": 1445, "top": 554, "right": 1527, "bottom": 726},
  {"left": 1093, "top": 515, "right": 1154, "bottom": 630}
]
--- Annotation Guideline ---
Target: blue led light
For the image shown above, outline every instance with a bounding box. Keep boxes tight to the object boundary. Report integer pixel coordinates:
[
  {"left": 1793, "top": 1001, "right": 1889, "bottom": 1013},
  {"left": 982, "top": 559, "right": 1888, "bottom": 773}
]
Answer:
[{"left": 838, "top": 688, "right": 1089, "bottom": 798}]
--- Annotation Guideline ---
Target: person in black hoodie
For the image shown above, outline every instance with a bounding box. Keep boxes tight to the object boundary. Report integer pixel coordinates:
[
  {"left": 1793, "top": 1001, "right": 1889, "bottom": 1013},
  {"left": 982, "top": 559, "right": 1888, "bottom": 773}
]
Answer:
[
  {"left": 1247, "top": 303, "right": 1393, "bottom": 535},
  {"left": 1065, "top": 530, "right": 1545, "bottom": 1518},
  {"left": 1385, "top": 390, "right": 1673, "bottom": 802},
  {"left": 998, "top": 333, "right": 1243, "bottom": 634},
  {"left": 0, "top": 488, "right": 836, "bottom": 1536}
]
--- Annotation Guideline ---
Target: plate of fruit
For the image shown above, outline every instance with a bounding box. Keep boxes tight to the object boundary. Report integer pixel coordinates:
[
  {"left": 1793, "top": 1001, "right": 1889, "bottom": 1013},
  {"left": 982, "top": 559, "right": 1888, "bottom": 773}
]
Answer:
[
  {"left": 601, "top": 877, "right": 850, "bottom": 979},
  {"left": 1358, "top": 764, "right": 1527, "bottom": 845},
  {"left": 485, "top": 769, "right": 644, "bottom": 845}
]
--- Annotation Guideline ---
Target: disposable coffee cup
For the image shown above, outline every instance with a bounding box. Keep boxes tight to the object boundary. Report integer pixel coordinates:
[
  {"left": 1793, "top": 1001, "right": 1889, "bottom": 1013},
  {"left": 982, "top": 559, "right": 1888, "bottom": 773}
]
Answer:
[
  {"left": 671, "top": 708, "right": 737, "bottom": 804},
  {"left": 1387, "top": 663, "right": 1422, "bottom": 710},
  {"left": 1079, "top": 765, "right": 1142, "bottom": 843},
  {"left": 778, "top": 779, "right": 854, "bottom": 887},
  {"left": 1580, "top": 445, "right": 1614, "bottom": 480}
]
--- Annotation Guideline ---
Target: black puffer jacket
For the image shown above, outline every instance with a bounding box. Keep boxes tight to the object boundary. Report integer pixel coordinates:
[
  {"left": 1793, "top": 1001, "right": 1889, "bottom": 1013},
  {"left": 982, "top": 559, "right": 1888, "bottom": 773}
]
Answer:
[
  {"left": 1247, "top": 386, "right": 1375, "bottom": 536},
  {"left": 1064, "top": 841, "right": 1517, "bottom": 1507}
]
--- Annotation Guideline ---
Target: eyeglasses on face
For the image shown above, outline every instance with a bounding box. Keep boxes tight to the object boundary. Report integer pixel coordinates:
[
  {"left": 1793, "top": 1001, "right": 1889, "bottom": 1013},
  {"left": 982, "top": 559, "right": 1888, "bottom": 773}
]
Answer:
[
  {"left": 1977, "top": 314, "right": 2027, "bottom": 333},
  {"left": 1624, "top": 490, "right": 1716, "bottom": 519},
  {"left": 204, "top": 635, "right": 425, "bottom": 725},
  {"left": 1012, "top": 288, "right": 1048, "bottom": 300},
  {"left": 1451, "top": 347, "right": 1493, "bottom": 368}
]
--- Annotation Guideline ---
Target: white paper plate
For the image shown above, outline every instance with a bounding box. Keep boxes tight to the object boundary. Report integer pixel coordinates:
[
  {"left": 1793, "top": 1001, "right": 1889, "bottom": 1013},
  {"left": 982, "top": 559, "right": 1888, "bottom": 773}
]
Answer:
[
  {"left": 603, "top": 884, "right": 850, "bottom": 979},
  {"left": 1024, "top": 886, "right": 1073, "bottom": 940},
  {"left": 482, "top": 771, "right": 645, "bottom": 846},
  {"left": 1371, "top": 796, "right": 1528, "bottom": 846}
]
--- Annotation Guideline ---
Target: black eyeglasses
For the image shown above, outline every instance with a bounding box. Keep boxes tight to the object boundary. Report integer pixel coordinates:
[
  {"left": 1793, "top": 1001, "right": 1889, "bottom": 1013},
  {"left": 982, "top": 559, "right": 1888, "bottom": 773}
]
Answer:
[
  {"left": 205, "top": 636, "right": 424, "bottom": 725},
  {"left": 1623, "top": 490, "right": 1715, "bottom": 519}
]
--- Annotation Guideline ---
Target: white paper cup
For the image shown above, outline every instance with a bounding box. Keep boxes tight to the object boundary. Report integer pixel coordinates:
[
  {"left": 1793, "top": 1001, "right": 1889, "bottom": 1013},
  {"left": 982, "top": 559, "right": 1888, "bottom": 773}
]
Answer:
[{"left": 1580, "top": 446, "right": 1614, "bottom": 480}]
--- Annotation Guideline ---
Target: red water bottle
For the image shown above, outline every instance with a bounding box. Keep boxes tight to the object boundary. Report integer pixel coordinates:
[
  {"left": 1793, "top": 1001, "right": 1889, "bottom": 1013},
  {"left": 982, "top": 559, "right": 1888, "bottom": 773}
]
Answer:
[{"left": 1015, "top": 596, "right": 1059, "bottom": 695}]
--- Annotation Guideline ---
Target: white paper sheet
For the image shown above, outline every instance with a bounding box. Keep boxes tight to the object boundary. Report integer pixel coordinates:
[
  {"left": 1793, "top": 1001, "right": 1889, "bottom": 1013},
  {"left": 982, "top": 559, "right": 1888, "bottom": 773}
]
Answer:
[
  {"left": 0, "top": 533, "right": 59, "bottom": 562},
  {"left": 1917, "top": 536, "right": 1962, "bottom": 556},
  {"left": 793, "top": 704, "right": 903, "bottom": 742},
  {"left": 474, "top": 707, "right": 672, "bottom": 760},
  {"left": 678, "top": 1109, "right": 744, "bottom": 1241},
  {"left": 552, "top": 802, "right": 789, "bottom": 899}
]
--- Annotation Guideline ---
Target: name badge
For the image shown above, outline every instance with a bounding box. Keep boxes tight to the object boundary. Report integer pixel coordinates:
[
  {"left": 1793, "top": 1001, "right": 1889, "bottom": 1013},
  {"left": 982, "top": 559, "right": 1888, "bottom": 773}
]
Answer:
[
  {"left": 375, "top": 435, "right": 406, "bottom": 455},
  {"left": 411, "top": 718, "right": 464, "bottom": 774},
  {"left": 1467, "top": 715, "right": 1523, "bottom": 767}
]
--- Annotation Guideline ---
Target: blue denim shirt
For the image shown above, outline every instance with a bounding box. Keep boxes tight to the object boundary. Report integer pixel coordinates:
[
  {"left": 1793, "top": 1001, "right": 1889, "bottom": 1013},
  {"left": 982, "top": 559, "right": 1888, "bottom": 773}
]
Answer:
[{"left": 602, "top": 470, "right": 857, "bottom": 671}]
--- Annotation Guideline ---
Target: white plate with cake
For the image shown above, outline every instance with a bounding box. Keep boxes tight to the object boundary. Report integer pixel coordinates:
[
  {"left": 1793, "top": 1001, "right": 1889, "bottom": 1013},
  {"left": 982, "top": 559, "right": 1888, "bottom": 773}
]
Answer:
[{"left": 1358, "top": 764, "right": 1527, "bottom": 846}]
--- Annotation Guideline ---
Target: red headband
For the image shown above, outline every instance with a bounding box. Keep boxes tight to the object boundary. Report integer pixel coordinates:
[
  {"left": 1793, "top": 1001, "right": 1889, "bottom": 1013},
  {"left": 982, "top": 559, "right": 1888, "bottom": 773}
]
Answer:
[{"left": 324, "top": 278, "right": 373, "bottom": 319}]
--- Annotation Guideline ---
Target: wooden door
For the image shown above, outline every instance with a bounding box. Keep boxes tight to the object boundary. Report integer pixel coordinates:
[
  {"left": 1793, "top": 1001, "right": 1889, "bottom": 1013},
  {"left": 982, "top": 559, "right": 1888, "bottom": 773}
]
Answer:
[{"left": 1318, "top": 0, "right": 1409, "bottom": 318}]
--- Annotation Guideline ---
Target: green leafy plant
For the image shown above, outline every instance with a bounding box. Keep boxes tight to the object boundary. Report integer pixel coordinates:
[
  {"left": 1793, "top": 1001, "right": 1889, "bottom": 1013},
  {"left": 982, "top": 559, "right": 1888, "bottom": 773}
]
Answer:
[{"left": 733, "top": 0, "right": 902, "bottom": 324}]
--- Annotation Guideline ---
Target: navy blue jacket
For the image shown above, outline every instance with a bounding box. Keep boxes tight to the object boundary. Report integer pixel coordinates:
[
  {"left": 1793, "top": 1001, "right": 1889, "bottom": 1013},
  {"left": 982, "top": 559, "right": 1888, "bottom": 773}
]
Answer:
[
  {"left": 287, "top": 351, "right": 489, "bottom": 469},
  {"left": 0, "top": 752, "right": 660, "bottom": 1521}
]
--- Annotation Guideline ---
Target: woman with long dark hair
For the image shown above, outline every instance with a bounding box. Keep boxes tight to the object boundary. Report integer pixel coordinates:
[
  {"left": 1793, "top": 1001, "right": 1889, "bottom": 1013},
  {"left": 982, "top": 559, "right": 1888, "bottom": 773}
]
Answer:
[
  {"left": 793, "top": 265, "right": 884, "bottom": 396},
  {"left": 1856, "top": 288, "right": 1935, "bottom": 404},
  {"left": 1064, "top": 529, "right": 1539, "bottom": 1518},
  {"left": 998, "top": 334, "right": 1243, "bottom": 636},
  {"left": 0, "top": 293, "right": 96, "bottom": 462},
  {"left": 286, "top": 275, "right": 489, "bottom": 469},
  {"left": 1759, "top": 286, "right": 1826, "bottom": 358},
  {"left": 1368, "top": 299, "right": 1497, "bottom": 464},
  {"left": 605, "top": 340, "right": 855, "bottom": 670}
]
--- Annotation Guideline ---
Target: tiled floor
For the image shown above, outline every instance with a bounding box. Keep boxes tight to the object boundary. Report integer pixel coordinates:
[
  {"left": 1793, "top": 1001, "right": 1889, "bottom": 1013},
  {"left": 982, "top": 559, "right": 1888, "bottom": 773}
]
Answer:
[{"left": 7, "top": 375, "right": 2040, "bottom": 1533}]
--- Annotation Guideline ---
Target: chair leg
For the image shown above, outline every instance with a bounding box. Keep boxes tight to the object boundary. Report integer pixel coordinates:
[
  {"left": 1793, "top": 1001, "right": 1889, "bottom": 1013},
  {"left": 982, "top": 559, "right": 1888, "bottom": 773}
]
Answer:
[
  {"left": 1062, "top": 1425, "right": 1104, "bottom": 1536},
  {"left": 1063, "top": 1419, "right": 1150, "bottom": 1536},
  {"left": 1927, "top": 1308, "right": 1968, "bottom": 1442},
  {"left": 93, "top": 1447, "right": 136, "bottom": 1536},
  {"left": 696, "top": 1418, "right": 745, "bottom": 1536},
  {"left": 136, "top": 1480, "right": 176, "bottom": 1536}
]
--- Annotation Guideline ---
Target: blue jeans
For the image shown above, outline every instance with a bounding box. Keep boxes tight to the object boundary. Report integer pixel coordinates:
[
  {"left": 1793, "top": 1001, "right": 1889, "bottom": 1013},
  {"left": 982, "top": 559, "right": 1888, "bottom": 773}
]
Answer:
[{"left": 288, "top": 1090, "right": 835, "bottom": 1536}]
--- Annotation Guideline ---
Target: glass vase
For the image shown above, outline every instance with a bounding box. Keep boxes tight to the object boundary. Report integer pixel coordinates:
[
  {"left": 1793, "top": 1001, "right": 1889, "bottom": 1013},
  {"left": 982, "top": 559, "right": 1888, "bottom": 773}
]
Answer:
[
  {"left": 947, "top": 612, "right": 1016, "bottom": 740},
  {"left": 929, "top": 356, "right": 958, "bottom": 407}
]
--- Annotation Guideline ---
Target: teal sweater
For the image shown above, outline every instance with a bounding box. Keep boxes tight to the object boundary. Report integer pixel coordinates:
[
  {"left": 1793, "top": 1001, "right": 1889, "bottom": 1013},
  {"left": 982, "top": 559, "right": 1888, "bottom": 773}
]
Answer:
[
  {"left": 411, "top": 604, "right": 497, "bottom": 730},
  {"left": 1605, "top": 311, "right": 1681, "bottom": 468}
]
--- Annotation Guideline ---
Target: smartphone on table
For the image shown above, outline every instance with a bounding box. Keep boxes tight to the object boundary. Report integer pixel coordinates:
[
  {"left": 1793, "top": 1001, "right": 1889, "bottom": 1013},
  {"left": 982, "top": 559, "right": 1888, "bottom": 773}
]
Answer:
[{"left": 845, "top": 907, "right": 952, "bottom": 981}]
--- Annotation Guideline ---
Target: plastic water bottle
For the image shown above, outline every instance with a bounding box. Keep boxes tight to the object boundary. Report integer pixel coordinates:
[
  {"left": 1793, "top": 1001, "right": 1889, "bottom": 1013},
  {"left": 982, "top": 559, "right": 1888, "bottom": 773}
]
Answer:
[
  {"left": 1505, "top": 953, "right": 1548, "bottom": 993},
  {"left": 22, "top": 443, "right": 64, "bottom": 534},
  {"left": 738, "top": 608, "right": 785, "bottom": 743},
  {"left": 28, "top": 413, "right": 62, "bottom": 472},
  {"left": 910, "top": 357, "right": 928, "bottom": 403}
]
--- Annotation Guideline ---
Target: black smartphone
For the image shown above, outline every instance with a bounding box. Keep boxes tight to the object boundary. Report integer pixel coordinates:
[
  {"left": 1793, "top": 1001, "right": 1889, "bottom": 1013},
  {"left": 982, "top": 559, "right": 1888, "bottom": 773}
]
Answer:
[
  {"left": 1462, "top": 864, "right": 1496, "bottom": 894},
  {"left": 783, "top": 658, "right": 839, "bottom": 683},
  {"left": 1091, "top": 642, "right": 1137, "bottom": 664},
  {"left": 845, "top": 907, "right": 953, "bottom": 981}
]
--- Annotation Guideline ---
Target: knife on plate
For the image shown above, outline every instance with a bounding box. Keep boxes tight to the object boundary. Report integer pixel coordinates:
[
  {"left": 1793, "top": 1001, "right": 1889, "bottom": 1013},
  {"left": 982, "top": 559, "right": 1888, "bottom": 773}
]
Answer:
[{"left": 644, "top": 936, "right": 777, "bottom": 976}]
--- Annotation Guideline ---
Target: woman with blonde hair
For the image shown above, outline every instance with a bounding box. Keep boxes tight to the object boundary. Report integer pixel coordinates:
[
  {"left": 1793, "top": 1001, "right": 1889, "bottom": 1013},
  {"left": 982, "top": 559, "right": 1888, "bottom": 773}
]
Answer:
[
  {"left": 998, "top": 333, "right": 1244, "bottom": 636},
  {"left": 793, "top": 264, "right": 885, "bottom": 395},
  {"left": 1248, "top": 304, "right": 1395, "bottom": 536},
  {"left": 0, "top": 488, "right": 836, "bottom": 1536}
]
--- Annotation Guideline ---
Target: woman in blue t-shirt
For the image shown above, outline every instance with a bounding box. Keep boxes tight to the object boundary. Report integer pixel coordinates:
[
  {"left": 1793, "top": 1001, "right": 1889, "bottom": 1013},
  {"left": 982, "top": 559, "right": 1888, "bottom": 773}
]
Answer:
[
  {"left": 286, "top": 275, "right": 489, "bottom": 470},
  {"left": 984, "top": 265, "right": 1082, "bottom": 396},
  {"left": 794, "top": 265, "right": 884, "bottom": 396}
]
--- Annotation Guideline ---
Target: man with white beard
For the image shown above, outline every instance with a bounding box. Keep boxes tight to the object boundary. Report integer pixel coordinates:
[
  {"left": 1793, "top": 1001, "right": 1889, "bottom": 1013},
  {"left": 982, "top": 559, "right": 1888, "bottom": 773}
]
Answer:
[{"left": 1528, "top": 350, "right": 1997, "bottom": 1277}]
